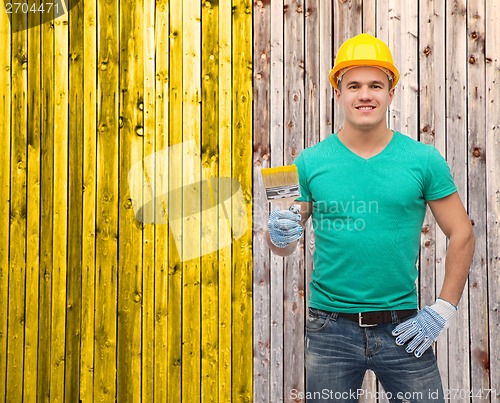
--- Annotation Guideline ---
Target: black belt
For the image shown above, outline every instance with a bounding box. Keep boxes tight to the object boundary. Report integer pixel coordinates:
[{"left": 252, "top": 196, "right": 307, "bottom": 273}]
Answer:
[{"left": 338, "top": 309, "right": 417, "bottom": 327}]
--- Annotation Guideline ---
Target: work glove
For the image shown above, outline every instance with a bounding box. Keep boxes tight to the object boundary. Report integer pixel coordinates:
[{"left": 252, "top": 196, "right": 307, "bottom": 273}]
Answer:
[
  {"left": 267, "top": 205, "right": 303, "bottom": 248},
  {"left": 392, "top": 298, "right": 457, "bottom": 358}
]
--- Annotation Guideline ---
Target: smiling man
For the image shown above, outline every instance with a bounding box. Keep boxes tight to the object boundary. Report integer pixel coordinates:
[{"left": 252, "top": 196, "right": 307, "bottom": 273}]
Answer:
[{"left": 265, "top": 34, "right": 475, "bottom": 402}]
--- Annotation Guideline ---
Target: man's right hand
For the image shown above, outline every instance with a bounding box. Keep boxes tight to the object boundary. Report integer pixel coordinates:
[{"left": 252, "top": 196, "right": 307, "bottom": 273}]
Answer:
[{"left": 267, "top": 205, "right": 303, "bottom": 248}]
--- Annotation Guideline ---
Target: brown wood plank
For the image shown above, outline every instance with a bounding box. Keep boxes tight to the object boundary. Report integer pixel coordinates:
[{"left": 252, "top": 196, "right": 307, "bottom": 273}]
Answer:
[
  {"left": 467, "top": 0, "right": 491, "bottom": 397},
  {"left": 283, "top": 0, "right": 305, "bottom": 398},
  {"left": 269, "top": 0, "right": 285, "bottom": 400},
  {"left": 253, "top": 0, "right": 271, "bottom": 401},
  {"left": 445, "top": 0, "right": 471, "bottom": 394},
  {"left": 485, "top": 0, "right": 500, "bottom": 400}
]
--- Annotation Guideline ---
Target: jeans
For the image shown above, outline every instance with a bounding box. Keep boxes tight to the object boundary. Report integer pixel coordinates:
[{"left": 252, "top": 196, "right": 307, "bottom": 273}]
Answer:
[{"left": 305, "top": 308, "right": 444, "bottom": 403}]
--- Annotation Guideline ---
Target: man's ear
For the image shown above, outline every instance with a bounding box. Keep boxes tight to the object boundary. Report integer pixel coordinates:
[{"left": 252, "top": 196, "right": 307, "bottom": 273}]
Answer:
[
  {"left": 388, "top": 87, "right": 395, "bottom": 104},
  {"left": 334, "top": 88, "right": 341, "bottom": 101}
]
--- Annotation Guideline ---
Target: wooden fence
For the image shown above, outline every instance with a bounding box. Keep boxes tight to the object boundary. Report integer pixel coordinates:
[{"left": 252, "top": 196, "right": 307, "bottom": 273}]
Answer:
[
  {"left": 253, "top": 0, "right": 499, "bottom": 402},
  {"left": 0, "top": 0, "right": 252, "bottom": 402},
  {"left": 1, "top": 0, "right": 499, "bottom": 402}
]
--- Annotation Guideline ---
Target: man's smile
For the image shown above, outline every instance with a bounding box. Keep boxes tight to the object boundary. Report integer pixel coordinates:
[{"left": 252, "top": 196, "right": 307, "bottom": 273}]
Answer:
[{"left": 355, "top": 105, "right": 376, "bottom": 111}]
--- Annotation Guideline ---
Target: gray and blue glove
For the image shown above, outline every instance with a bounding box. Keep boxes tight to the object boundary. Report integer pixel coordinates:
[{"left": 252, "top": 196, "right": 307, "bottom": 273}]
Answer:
[
  {"left": 392, "top": 298, "right": 457, "bottom": 358},
  {"left": 267, "top": 205, "right": 303, "bottom": 248}
]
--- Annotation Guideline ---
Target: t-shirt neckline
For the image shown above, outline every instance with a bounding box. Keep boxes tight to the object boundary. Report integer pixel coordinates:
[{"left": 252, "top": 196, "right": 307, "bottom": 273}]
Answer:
[{"left": 332, "top": 131, "right": 399, "bottom": 162}]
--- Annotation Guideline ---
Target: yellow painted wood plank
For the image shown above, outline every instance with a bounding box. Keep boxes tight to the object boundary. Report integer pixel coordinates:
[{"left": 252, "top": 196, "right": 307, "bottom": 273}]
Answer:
[
  {"left": 201, "top": 1, "right": 219, "bottom": 402},
  {"left": 0, "top": 3, "right": 11, "bottom": 399},
  {"left": 231, "top": 1, "right": 253, "bottom": 401},
  {"left": 80, "top": 0, "right": 98, "bottom": 401},
  {"left": 182, "top": 0, "right": 202, "bottom": 401},
  {"left": 153, "top": 0, "right": 170, "bottom": 402},
  {"left": 50, "top": 12, "right": 70, "bottom": 402},
  {"left": 38, "top": 10, "right": 55, "bottom": 401},
  {"left": 142, "top": 0, "right": 156, "bottom": 400},
  {"left": 96, "top": 0, "right": 120, "bottom": 398},
  {"left": 24, "top": 11, "right": 41, "bottom": 403},
  {"left": 117, "top": 0, "right": 144, "bottom": 399},
  {"left": 167, "top": 0, "right": 183, "bottom": 401},
  {"left": 218, "top": 1, "right": 232, "bottom": 401},
  {"left": 6, "top": 14, "right": 27, "bottom": 403},
  {"left": 65, "top": 1, "right": 85, "bottom": 401}
]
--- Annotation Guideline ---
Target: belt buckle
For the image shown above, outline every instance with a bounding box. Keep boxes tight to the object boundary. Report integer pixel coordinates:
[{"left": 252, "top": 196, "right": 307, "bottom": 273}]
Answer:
[{"left": 358, "top": 313, "right": 377, "bottom": 327}]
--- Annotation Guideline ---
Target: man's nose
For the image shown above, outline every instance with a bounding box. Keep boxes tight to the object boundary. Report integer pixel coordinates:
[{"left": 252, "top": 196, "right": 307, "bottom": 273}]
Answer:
[{"left": 358, "top": 85, "right": 372, "bottom": 100}]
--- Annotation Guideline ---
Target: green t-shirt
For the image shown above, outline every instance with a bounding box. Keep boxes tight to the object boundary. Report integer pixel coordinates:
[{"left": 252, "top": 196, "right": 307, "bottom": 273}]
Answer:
[{"left": 294, "top": 132, "right": 457, "bottom": 313}]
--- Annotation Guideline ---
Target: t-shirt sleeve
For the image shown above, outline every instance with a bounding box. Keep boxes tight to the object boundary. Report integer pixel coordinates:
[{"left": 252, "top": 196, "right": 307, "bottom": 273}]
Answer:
[
  {"left": 293, "top": 152, "right": 313, "bottom": 202},
  {"left": 423, "top": 146, "right": 457, "bottom": 201}
]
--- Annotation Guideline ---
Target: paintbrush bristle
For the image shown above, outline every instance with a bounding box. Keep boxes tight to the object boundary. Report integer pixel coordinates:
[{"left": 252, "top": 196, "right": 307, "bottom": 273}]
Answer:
[{"left": 261, "top": 164, "right": 300, "bottom": 201}]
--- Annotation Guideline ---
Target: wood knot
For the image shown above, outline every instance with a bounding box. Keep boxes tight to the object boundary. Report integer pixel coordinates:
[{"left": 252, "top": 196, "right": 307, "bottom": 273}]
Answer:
[
  {"left": 423, "top": 46, "right": 431, "bottom": 57},
  {"left": 474, "top": 350, "right": 490, "bottom": 373},
  {"left": 472, "top": 147, "right": 481, "bottom": 158},
  {"left": 469, "top": 55, "right": 476, "bottom": 64}
]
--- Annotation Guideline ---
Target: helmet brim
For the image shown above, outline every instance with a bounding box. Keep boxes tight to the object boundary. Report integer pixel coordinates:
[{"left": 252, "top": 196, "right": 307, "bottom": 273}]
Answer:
[{"left": 329, "top": 60, "right": 400, "bottom": 89}]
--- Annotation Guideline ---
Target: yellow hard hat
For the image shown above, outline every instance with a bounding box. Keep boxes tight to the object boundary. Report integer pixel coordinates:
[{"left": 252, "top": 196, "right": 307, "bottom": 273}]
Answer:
[{"left": 329, "top": 33, "right": 400, "bottom": 89}]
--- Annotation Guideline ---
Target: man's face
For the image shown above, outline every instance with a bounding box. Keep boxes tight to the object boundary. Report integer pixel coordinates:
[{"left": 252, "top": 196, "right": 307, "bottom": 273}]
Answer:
[{"left": 334, "top": 66, "right": 395, "bottom": 132}]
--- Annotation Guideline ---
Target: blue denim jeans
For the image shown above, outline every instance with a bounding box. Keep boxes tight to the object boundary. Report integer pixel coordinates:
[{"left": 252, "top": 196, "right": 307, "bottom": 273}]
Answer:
[{"left": 305, "top": 308, "right": 444, "bottom": 403}]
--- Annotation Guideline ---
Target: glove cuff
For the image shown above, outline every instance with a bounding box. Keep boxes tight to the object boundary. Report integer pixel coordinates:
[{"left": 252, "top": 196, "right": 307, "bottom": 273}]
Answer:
[{"left": 430, "top": 298, "right": 457, "bottom": 323}]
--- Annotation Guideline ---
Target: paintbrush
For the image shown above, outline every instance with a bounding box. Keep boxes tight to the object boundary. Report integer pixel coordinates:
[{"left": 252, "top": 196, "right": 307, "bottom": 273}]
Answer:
[{"left": 261, "top": 164, "right": 301, "bottom": 206}]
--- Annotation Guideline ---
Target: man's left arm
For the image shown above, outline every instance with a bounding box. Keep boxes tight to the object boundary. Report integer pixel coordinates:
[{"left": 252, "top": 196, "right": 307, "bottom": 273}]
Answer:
[
  {"left": 392, "top": 191, "right": 475, "bottom": 357},
  {"left": 427, "top": 191, "right": 475, "bottom": 306}
]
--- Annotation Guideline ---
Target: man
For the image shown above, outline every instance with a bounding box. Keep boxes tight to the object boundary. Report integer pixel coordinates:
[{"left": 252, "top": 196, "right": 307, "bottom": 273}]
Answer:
[{"left": 265, "top": 33, "right": 475, "bottom": 402}]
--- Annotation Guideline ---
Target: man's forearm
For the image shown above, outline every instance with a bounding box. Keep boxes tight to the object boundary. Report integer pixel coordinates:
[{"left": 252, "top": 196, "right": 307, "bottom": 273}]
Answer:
[{"left": 438, "top": 228, "right": 475, "bottom": 306}]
